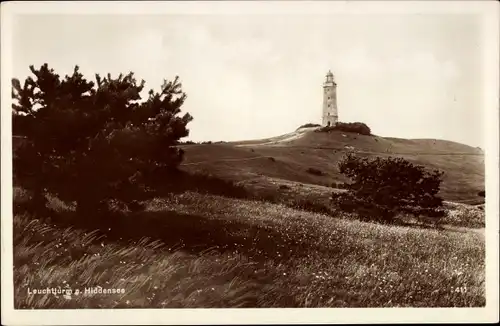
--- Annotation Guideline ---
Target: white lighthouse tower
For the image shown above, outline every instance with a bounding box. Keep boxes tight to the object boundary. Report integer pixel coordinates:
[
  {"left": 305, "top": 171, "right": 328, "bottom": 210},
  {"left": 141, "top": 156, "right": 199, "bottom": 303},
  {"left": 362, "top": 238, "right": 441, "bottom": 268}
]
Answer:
[{"left": 322, "top": 70, "right": 338, "bottom": 127}]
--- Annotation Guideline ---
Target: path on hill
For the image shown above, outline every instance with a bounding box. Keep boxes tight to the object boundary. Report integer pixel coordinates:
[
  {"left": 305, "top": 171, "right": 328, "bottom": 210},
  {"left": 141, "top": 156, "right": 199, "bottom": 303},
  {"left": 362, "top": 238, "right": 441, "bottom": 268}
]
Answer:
[
  {"left": 232, "top": 129, "right": 483, "bottom": 156},
  {"left": 236, "top": 141, "right": 482, "bottom": 156},
  {"left": 250, "top": 144, "right": 483, "bottom": 156},
  {"left": 181, "top": 146, "right": 482, "bottom": 168}
]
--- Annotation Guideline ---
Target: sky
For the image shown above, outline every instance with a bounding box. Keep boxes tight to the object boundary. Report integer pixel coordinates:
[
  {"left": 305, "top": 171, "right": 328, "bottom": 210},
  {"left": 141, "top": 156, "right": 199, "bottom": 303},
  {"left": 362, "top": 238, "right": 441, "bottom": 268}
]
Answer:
[{"left": 11, "top": 13, "right": 485, "bottom": 147}]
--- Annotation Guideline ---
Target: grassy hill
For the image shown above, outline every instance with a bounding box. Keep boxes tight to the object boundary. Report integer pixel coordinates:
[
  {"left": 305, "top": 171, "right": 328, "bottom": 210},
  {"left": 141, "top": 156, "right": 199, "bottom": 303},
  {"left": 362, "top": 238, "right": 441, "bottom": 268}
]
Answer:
[
  {"left": 11, "top": 125, "right": 486, "bottom": 309},
  {"left": 179, "top": 127, "right": 484, "bottom": 204},
  {"left": 13, "top": 190, "right": 485, "bottom": 308}
]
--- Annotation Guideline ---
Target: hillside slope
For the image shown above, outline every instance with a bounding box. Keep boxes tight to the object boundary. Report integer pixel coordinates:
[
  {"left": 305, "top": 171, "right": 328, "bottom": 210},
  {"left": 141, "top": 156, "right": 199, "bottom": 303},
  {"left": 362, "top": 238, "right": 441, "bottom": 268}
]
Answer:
[
  {"left": 180, "top": 127, "right": 484, "bottom": 203},
  {"left": 12, "top": 128, "right": 484, "bottom": 203}
]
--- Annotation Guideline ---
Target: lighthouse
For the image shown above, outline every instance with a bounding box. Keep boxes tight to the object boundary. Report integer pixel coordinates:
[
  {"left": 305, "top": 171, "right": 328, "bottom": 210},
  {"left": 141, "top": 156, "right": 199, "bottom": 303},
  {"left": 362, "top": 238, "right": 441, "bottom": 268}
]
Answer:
[{"left": 322, "top": 70, "right": 338, "bottom": 127}]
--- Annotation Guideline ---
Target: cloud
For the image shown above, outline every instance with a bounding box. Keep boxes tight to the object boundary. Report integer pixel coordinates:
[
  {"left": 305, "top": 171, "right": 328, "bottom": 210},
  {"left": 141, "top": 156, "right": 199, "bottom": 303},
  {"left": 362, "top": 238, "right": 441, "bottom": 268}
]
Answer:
[
  {"left": 12, "top": 14, "right": 482, "bottom": 147},
  {"left": 338, "top": 46, "right": 460, "bottom": 83},
  {"left": 220, "top": 38, "right": 279, "bottom": 65}
]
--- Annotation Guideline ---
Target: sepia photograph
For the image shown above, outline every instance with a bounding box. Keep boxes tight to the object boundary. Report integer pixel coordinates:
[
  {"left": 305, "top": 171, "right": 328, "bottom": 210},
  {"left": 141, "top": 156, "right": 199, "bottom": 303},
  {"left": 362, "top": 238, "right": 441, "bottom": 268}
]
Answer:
[{"left": 1, "top": 1, "right": 499, "bottom": 325}]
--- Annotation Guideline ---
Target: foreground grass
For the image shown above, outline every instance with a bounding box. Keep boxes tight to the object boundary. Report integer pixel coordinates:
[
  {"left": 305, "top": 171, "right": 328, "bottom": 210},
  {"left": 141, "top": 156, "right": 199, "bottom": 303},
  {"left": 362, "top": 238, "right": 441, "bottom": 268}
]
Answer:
[
  {"left": 13, "top": 191, "right": 485, "bottom": 308},
  {"left": 236, "top": 176, "right": 485, "bottom": 229}
]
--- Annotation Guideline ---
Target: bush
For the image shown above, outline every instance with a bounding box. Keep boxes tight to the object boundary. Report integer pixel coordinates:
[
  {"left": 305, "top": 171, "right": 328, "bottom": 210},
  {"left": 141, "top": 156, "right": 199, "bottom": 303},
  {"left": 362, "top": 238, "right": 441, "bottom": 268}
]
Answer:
[
  {"left": 306, "top": 167, "right": 325, "bottom": 176},
  {"left": 268, "top": 157, "right": 276, "bottom": 162},
  {"left": 318, "top": 122, "right": 371, "bottom": 135},
  {"left": 478, "top": 190, "right": 485, "bottom": 197},
  {"left": 12, "top": 64, "right": 193, "bottom": 218},
  {"left": 331, "top": 153, "right": 444, "bottom": 223},
  {"left": 297, "top": 123, "right": 321, "bottom": 130}
]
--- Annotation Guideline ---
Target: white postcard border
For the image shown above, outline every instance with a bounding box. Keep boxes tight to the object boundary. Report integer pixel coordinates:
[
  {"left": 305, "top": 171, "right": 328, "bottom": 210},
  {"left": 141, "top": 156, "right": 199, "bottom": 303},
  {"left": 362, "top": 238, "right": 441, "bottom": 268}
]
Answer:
[{"left": 1, "top": 1, "right": 498, "bottom": 325}]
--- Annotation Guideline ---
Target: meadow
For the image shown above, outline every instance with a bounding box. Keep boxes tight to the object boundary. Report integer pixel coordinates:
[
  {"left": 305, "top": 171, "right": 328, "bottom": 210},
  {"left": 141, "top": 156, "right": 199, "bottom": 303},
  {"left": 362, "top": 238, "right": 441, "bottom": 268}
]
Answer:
[
  {"left": 181, "top": 128, "right": 485, "bottom": 204},
  {"left": 13, "top": 188, "right": 485, "bottom": 308},
  {"left": 12, "top": 127, "right": 486, "bottom": 308}
]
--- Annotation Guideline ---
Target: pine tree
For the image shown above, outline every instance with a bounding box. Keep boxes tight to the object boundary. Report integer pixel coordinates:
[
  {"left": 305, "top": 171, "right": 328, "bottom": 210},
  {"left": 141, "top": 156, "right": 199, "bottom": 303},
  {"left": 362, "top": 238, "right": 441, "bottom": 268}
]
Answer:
[{"left": 12, "top": 64, "right": 193, "bottom": 218}]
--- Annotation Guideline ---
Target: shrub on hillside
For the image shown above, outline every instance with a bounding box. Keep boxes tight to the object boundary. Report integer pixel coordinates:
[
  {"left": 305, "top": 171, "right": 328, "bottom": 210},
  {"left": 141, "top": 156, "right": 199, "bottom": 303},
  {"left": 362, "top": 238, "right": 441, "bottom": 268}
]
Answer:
[
  {"left": 331, "top": 153, "right": 444, "bottom": 223},
  {"left": 478, "top": 190, "right": 485, "bottom": 198},
  {"left": 306, "top": 167, "right": 325, "bottom": 176},
  {"left": 12, "top": 64, "right": 193, "bottom": 218},
  {"left": 318, "top": 122, "right": 371, "bottom": 135}
]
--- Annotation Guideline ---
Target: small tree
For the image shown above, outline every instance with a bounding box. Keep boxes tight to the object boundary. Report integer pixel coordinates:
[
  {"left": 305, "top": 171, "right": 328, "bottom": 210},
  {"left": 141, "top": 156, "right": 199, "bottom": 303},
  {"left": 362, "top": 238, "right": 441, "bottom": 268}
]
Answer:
[
  {"left": 12, "top": 64, "right": 193, "bottom": 217},
  {"left": 331, "top": 153, "right": 445, "bottom": 223}
]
